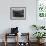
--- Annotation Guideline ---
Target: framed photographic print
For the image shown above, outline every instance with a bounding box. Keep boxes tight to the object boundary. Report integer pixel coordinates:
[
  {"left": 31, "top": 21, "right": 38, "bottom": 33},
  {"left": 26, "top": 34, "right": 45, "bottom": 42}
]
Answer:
[
  {"left": 36, "top": 0, "right": 46, "bottom": 26},
  {"left": 10, "top": 7, "right": 26, "bottom": 20}
]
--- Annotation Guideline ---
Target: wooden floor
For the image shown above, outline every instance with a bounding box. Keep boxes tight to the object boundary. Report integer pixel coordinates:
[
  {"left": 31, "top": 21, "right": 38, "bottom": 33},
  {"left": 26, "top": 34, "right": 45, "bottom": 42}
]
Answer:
[{"left": 0, "top": 42, "right": 46, "bottom": 46}]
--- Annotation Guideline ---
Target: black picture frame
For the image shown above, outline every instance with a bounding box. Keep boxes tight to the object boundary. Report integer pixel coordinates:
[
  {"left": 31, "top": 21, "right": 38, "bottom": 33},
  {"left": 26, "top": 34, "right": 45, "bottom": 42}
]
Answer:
[{"left": 10, "top": 7, "right": 26, "bottom": 20}]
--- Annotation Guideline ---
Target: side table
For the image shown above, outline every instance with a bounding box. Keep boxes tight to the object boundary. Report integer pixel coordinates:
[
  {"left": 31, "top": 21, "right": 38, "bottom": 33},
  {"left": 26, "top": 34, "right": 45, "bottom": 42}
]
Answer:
[{"left": 4, "top": 33, "right": 18, "bottom": 46}]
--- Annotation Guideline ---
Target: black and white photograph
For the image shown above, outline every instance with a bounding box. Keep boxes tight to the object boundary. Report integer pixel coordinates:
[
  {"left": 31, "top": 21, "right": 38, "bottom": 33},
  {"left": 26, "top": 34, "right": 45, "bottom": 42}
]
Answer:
[{"left": 10, "top": 7, "right": 26, "bottom": 20}]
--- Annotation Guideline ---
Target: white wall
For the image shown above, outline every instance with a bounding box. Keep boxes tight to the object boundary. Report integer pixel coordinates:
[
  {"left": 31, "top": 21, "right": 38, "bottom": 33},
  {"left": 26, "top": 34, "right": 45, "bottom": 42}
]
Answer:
[{"left": 0, "top": 0, "right": 36, "bottom": 42}]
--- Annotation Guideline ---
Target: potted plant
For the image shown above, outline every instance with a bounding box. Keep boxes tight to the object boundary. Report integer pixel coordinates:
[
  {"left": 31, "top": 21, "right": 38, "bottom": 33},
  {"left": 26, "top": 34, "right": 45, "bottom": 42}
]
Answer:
[{"left": 33, "top": 32, "right": 46, "bottom": 43}]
